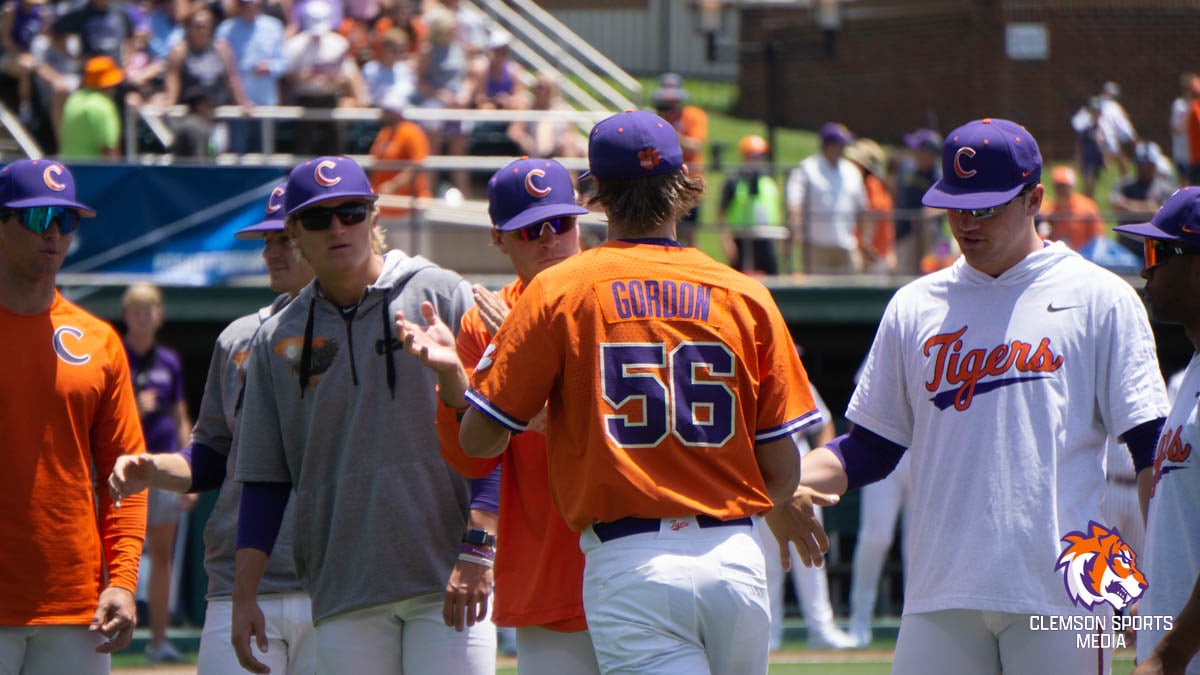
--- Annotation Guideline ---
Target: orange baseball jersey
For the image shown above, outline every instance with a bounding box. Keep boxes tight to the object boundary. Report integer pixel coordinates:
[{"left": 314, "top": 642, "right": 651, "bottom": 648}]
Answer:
[
  {"left": 0, "top": 292, "right": 148, "bottom": 625},
  {"left": 438, "top": 279, "right": 587, "bottom": 631},
  {"left": 467, "top": 241, "right": 820, "bottom": 531}
]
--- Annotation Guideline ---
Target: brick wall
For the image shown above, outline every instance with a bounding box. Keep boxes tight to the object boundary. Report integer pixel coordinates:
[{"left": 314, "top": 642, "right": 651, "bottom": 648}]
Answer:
[{"left": 736, "top": 0, "right": 1200, "bottom": 161}]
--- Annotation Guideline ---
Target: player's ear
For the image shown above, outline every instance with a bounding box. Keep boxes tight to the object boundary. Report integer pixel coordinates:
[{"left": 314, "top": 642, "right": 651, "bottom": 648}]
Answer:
[{"left": 491, "top": 227, "right": 508, "bottom": 253}]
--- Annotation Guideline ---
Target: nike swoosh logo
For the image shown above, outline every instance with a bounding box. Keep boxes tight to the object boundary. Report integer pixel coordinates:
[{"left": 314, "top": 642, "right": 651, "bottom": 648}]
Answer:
[{"left": 1046, "top": 303, "right": 1084, "bottom": 312}]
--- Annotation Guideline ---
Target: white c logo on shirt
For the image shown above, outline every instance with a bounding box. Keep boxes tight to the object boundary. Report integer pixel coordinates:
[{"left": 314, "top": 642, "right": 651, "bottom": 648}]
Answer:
[{"left": 53, "top": 326, "right": 90, "bottom": 365}]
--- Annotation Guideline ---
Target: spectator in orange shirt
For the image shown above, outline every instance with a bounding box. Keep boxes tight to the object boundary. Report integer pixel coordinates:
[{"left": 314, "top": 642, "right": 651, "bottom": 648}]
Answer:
[
  {"left": 845, "top": 138, "right": 897, "bottom": 274},
  {"left": 0, "top": 159, "right": 148, "bottom": 674},
  {"left": 369, "top": 93, "right": 432, "bottom": 220},
  {"left": 1039, "top": 165, "right": 1105, "bottom": 251},
  {"left": 651, "top": 72, "right": 707, "bottom": 247}
]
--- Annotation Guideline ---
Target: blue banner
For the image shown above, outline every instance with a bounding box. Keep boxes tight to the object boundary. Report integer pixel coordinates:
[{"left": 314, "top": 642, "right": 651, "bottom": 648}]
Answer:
[{"left": 61, "top": 165, "right": 288, "bottom": 285}]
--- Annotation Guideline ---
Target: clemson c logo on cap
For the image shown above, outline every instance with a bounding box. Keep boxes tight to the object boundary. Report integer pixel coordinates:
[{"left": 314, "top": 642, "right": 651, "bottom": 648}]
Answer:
[
  {"left": 954, "top": 147, "right": 977, "bottom": 179},
  {"left": 44, "top": 165, "right": 67, "bottom": 191},
  {"left": 524, "top": 169, "right": 551, "bottom": 198},
  {"left": 267, "top": 186, "right": 285, "bottom": 213},
  {"left": 314, "top": 160, "right": 341, "bottom": 187}
]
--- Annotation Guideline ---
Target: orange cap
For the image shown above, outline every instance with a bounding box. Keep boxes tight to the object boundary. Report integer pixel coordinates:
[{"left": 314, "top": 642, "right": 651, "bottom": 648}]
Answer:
[
  {"left": 1051, "top": 165, "right": 1076, "bottom": 187},
  {"left": 83, "top": 56, "right": 124, "bottom": 89},
  {"left": 738, "top": 134, "right": 769, "bottom": 158}
]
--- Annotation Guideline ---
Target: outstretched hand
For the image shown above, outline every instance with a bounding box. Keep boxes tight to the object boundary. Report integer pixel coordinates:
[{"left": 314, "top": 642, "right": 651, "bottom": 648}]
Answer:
[
  {"left": 395, "top": 301, "right": 460, "bottom": 373},
  {"left": 108, "top": 454, "right": 156, "bottom": 507},
  {"left": 472, "top": 285, "right": 510, "bottom": 337},
  {"left": 764, "top": 484, "right": 840, "bottom": 571}
]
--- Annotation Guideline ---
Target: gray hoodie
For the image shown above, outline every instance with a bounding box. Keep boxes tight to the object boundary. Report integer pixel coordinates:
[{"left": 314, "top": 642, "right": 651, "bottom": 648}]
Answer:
[{"left": 235, "top": 250, "right": 475, "bottom": 623}]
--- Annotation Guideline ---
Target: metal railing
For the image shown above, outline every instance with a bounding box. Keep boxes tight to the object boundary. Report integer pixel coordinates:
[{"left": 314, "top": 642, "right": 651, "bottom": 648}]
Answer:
[
  {"left": 469, "top": 0, "right": 638, "bottom": 112},
  {"left": 0, "top": 103, "right": 43, "bottom": 159},
  {"left": 128, "top": 104, "right": 613, "bottom": 162}
]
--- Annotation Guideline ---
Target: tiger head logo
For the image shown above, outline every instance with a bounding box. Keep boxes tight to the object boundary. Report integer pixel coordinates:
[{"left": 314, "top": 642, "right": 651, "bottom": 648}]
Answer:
[{"left": 1054, "top": 521, "right": 1147, "bottom": 612}]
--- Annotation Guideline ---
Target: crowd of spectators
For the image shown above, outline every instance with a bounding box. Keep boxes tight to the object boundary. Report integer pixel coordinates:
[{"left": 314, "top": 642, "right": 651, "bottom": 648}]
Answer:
[
  {"left": 720, "top": 77, "right": 1195, "bottom": 277},
  {"left": 0, "top": 0, "right": 586, "bottom": 196}
]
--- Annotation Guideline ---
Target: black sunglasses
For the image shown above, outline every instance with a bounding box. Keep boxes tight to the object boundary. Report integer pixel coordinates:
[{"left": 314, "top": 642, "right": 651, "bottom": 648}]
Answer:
[
  {"left": 508, "top": 217, "right": 575, "bottom": 242},
  {"left": 0, "top": 206, "right": 80, "bottom": 235},
  {"left": 296, "top": 203, "right": 370, "bottom": 231},
  {"left": 1144, "top": 239, "right": 1200, "bottom": 268}
]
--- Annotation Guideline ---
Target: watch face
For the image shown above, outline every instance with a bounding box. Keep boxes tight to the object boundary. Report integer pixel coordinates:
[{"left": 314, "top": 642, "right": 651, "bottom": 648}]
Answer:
[{"left": 463, "top": 529, "right": 493, "bottom": 546}]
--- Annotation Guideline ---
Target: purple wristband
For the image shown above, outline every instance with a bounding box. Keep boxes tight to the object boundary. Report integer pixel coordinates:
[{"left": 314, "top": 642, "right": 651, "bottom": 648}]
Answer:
[
  {"left": 236, "top": 481, "right": 290, "bottom": 555},
  {"left": 459, "top": 543, "right": 495, "bottom": 560},
  {"left": 829, "top": 426, "right": 907, "bottom": 492},
  {"left": 1122, "top": 417, "right": 1166, "bottom": 474},
  {"left": 180, "top": 442, "right": 227, "bottom": 492}
]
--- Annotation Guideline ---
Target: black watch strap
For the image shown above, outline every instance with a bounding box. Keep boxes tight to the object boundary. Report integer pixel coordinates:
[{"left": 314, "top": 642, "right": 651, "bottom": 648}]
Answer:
[{"left": 462, "top": 528, "right": 496, "bottom": 547}]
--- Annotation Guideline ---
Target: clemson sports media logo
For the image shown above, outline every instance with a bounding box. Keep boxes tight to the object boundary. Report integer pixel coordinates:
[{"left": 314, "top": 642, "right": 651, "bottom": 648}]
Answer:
[
  {"left": 1031, "top": 521, "right": 1171, "bottom": 649},
  {"left": 1055, "top": 521, "right": 1146, "bottom": 612}
]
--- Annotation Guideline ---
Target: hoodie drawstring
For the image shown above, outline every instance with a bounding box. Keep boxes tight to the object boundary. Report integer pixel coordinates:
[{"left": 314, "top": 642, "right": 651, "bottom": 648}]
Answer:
[
  {"left": 380, "top": 299, "right": 396, "bottom": 399},
  {"left": 299, "top": 296, "right": 317, "bottom": 397}
]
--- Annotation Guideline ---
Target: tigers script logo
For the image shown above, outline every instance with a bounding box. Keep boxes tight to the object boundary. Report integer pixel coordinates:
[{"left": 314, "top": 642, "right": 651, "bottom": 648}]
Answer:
[{"left": 924, "top": 326, "right": 1063, "bottom": 410}]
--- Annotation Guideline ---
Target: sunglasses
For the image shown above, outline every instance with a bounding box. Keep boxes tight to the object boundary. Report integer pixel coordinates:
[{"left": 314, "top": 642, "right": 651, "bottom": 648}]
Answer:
[
  {"left": 508, "top": 217, "right": 575, "bottom": 242},
  {"left": 1, "top": 206, "right": 80, "bottom": 235},
  {"left": 949, "top": 185, "right": 1034, "bottom": 220},
  {"left": 296, "top": 203, "right": 370, "bottom": 231},
  {"left": 1144, "top": 239, "right": 1200, "bottom": 268}
]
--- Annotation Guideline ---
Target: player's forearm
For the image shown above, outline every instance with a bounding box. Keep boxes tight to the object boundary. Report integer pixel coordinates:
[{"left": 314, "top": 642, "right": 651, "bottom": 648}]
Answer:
[
  {"left": 459, "top": 407, "right": 512, "bottom": 458},
  {"left": 754, "top": 436, "right": 801, "bottom": 506},
  {"left": 1137, "top": 467, "right": 1153, "bottom": 524},
  {"left": 436, "top": 365, "right": 470, "bottom": 410},
  {"left": 1151, "top": 573, "right": 1200, "bottom": 671},
  {"left": 800, "top": 447, "right": 849, "bottom": 495},
  {"left": 231, "top": 548, "right": 270, "bottom": 602},
  {"left": 148, "top": 452, "right": 195, "bottom": 493}
]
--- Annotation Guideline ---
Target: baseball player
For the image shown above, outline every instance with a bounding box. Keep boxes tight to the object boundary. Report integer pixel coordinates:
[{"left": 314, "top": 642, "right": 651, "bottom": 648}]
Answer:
[
  {"left": 796, "top": 118, "right": 1169, "bottom": 673},
  {"left": 1114, "top": 188, "right": 1200, "bottom": 674},
  {"left": 231, "top": 156, "right": 495, "bottom": 675},
  {"left": 395, "top": 157, "right": 602, "bottom": 674},
  {"left": 0, "top": 159, "right": 148, "bottom": 674},
  {"left": 459, "top": 110, "right": 827, "bottom": 675},
  {"left": 108, "top": 182, "right": 318, "bottom": 674}
]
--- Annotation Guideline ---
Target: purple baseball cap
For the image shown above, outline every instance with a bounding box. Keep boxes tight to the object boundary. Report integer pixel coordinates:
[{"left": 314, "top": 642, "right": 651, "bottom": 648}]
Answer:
[
  {"left": 487, "top": 157, "right": 588, "bottom": 231},
  {"left": 922, "top": 118, "right": 1041, "bottom": 210},
  {"left": 0, "top": 159, "right": 95, "bottom": 216},
  {"left": 1114, "top": 187, "right": 1200, "bottom": 248},
  {"left": 582, "top": 110, "right": 684, "bottom": 181},
  {"left": 236, "top": 182, "right": 288, "bottom": 240},
  {"left": 284, "top": 156, "right": 378, "bottom": 215},
  {"left": 819, "top": 122, "right": 854, "bottom": 145},
  {"left": 904, "top": 128, "right": 942, "bottom": 152}
]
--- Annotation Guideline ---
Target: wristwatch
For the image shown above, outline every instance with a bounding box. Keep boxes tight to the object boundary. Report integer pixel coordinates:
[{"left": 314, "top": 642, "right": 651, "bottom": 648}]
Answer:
[{"left": 461, "top": 529, "right": 496, "bottom": 547}]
